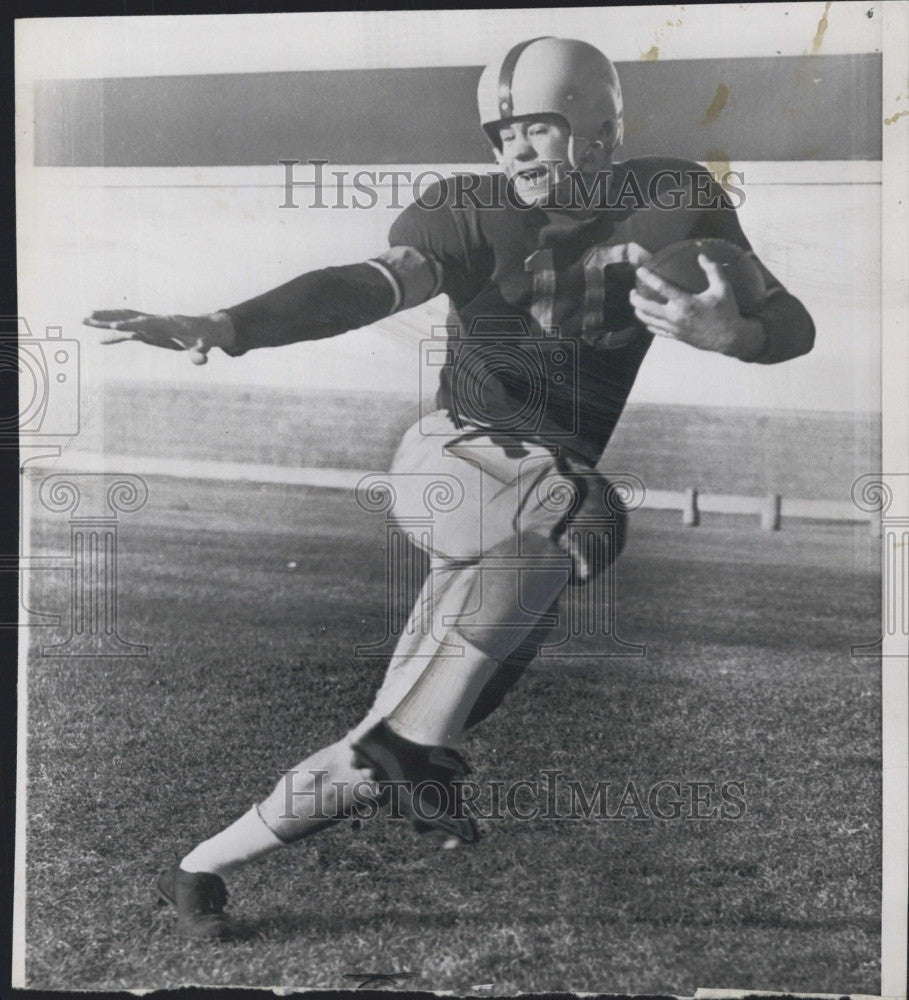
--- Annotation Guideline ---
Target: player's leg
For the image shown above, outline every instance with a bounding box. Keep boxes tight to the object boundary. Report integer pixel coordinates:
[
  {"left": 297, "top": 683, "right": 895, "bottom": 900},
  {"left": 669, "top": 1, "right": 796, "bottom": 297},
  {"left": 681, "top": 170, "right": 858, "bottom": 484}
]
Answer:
[
  {"left": 463, "top": 603, "right": 559, "bottom": 729},
  {"left": 355, "top": 440, "right": 631, "bottom": 835},
  {"left": 351, "top": 418, "right": 579, "bottom": 833},
  {"left": 158, "top": 563, "right": 473, "bottom": 937},
  {"left": 350, "top": 539, "right": 570, "bottom": 841},
  {"left": 462, "top": 471, "right": 630, "bottom": 730},
  {"left": 383, "top": 532, "right": 570, "bottom": 745},
  {"left": 158, "top": 735, "right": 373, "bottom": 939},
  {"left": 377, "top": 424, "right": 575, "bottom": 747}
]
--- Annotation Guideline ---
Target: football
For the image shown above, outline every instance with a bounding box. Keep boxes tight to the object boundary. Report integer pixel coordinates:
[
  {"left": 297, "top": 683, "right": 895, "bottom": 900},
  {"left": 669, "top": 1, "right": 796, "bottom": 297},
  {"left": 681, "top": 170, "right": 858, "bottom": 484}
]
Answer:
[{"left": 636, "top": 237, "right": 767, "bottom": 315}]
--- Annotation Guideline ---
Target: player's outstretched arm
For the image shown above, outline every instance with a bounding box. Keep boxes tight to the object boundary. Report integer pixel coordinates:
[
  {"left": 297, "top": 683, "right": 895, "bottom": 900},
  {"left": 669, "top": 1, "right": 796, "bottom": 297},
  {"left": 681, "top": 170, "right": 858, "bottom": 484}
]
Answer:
[
  {"left": 83, "top": 309, "right": 237, "bottom": 366},
  {"left": 84, "top": 246, "right": 440, "bottom": 363}
]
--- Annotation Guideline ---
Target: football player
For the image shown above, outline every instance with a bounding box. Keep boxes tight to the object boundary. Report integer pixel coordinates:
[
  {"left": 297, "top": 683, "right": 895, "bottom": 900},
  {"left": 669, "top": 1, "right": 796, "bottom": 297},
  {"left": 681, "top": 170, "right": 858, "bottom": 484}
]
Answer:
[{"left": 85, "top": 37, "right": 814, "bottom": 939}]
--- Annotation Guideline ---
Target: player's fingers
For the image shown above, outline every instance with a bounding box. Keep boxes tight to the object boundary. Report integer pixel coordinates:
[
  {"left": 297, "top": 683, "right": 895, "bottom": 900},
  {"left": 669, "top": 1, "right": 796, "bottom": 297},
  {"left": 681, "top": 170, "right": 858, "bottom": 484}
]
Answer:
[
  {"left": 635, "top": 312, "right": 679, "bottom": 337},
  {"left": 630, "top": 290, "right": 676, "bottom": 323},
  {"left": 629, "top": 289, "right": 659, "bottom": 312},
  {"left": 86, "top": 310, "right": 180, "bottom": 342},
  {"left": 85, "top": 314, "right": 154, "bottom": 336},
  {"left": 85, "top": 315, "right": 166, "bottom": 345},
  {"left": 95, "top": 331, "right": 141, "bottom": 345},
  {"left": 83, "top": 310, "right": 147, "bottom": 327},
  {"left": 188, "top": 339, "right": 209, "bottom": 366},
  {"left": 92, "top": 318, "right": 185, "bottom": 350},
  {"left": 697, "top": 254, "right": 730, "bottom": 298},
  {"left": 634, "top": 266, "right": 686, "bottom": 300},
  {"left": 111, "top": 315, "right": 191, "bottom": 349}
]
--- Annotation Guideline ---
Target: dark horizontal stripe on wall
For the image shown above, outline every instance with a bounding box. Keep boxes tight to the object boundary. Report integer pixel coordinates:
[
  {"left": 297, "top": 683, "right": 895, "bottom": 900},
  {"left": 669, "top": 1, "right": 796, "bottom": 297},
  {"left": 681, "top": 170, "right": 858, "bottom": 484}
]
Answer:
[{"left": 34, "top": 54, "right": 882, "bottom": 167}]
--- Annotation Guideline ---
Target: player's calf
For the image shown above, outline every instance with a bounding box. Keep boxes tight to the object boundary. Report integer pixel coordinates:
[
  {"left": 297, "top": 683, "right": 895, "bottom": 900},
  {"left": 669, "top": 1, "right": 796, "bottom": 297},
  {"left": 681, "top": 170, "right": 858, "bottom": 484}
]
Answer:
[{"left": 351, "top": 719, "right": 479, "bottom": 844}]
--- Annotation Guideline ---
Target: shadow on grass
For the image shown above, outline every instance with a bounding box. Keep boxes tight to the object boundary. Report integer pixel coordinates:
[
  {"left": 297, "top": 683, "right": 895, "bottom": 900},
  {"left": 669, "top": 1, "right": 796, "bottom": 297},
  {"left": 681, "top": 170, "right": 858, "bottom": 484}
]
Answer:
[
  {"left": 168, "top": 900, "right": 877, "bottom": 944},
  {"left": 247, "top": 907, "right": 462, "bottom": 941}
]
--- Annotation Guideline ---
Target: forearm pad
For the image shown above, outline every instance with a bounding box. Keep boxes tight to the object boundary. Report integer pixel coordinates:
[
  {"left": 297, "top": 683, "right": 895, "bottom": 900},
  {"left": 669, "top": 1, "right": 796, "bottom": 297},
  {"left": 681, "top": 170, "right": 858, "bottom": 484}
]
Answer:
[
  {"left": 746, "top": 288, "right": 816, "bottom": 365},
  {"left": 222, "top": 261, "right": 396, "bottom": 356}
]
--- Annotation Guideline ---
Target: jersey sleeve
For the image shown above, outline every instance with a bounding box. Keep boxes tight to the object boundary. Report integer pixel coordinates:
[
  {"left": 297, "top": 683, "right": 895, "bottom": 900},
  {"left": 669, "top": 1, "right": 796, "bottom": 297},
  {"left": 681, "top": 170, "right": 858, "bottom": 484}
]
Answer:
[
  {"left": 221, "top": 261, "right": 398, "bottom": 356},
  {"left": 222, "top": 178, "right": 494, "bottom": 356},
  {"left": 686, "top": 166, "right": 752, "bottom": 249},
  {"left": 387, "top": 179, "right": 493, "bottom": 307}
]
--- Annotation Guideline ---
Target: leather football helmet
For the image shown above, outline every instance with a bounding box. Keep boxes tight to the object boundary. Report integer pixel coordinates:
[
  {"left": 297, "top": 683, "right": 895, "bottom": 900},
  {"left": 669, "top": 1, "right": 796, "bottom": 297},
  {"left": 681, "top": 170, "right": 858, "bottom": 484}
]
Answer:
[{"left": 477, "top": 37, "right": 624, "bottom": 167}]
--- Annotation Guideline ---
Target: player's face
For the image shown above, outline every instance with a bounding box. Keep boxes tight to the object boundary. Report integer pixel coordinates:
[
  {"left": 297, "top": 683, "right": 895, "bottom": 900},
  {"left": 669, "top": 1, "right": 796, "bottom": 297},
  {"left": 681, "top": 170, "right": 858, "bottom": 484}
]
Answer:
[
  {"left": 494, "top": 115, "right": 611, "bottom": 208},
  {"left": 494, "top": 115, "right": 573, "bottom": 207}
]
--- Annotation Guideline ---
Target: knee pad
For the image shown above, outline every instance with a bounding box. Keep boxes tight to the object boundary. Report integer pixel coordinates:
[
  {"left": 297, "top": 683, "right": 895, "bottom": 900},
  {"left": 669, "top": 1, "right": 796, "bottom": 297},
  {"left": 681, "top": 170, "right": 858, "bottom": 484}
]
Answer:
[{"left": 452, "top": 533, "right": 570, "bottom": 660}]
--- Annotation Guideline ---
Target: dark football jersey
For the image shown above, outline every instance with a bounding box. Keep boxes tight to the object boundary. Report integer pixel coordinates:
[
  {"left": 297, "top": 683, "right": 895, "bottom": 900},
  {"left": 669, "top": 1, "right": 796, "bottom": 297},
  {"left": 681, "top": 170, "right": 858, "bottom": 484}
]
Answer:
[
  {"left": 389, "top": 157, "right": 758, "bottom": 463},
  {"left": 223, "top": 156, "right": 812, "bottom": 465}
]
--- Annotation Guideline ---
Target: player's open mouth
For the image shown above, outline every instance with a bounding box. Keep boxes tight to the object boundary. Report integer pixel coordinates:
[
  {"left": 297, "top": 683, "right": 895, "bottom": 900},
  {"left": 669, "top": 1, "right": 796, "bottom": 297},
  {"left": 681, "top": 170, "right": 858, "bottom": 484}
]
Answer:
[
  {"left": 512, "top": 167, "right": 557, "bottom": 203},
  {"left": 514, "top": 167, "right": 549, "bottom": 184}
]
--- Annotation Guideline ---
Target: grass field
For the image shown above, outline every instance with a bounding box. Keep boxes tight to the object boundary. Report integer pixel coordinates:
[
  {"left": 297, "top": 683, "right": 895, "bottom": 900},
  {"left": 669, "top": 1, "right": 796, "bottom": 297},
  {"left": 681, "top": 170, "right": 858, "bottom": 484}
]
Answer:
[{"left": 24, "top": 476, "right": 881, "bottom": 993}]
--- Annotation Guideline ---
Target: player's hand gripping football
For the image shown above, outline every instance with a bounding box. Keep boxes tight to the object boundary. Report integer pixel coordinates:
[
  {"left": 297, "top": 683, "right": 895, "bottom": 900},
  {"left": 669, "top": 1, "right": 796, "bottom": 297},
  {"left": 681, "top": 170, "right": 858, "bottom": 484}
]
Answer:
[
  {"left": 83, "top": 309, "right": 236, "bottom": 365},
  {"left": 629, "top": 255, "right": 765, "bottom": 357}
]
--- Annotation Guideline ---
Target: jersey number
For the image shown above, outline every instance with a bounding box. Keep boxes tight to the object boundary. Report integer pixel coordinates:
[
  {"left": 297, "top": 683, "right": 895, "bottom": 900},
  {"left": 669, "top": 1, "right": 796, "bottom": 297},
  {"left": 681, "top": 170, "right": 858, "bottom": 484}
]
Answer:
[{"left": 525, "top": 243, "right": 648, "bottom": 348}]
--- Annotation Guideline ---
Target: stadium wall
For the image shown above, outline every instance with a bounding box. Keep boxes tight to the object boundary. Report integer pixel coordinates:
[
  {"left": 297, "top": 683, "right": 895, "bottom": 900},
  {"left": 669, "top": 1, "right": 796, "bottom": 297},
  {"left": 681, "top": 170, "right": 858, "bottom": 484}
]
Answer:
[{"left": 16, "top": 42, "right": 882, "bottom": 498}]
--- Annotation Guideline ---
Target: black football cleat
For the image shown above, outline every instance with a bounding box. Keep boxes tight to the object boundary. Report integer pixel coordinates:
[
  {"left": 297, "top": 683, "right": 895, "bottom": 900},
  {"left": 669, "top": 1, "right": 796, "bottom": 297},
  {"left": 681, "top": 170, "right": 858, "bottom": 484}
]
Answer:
[
  {"left": 352, "top": 720, "right": 479, "bottom": 844},
  {"left": 155, "top": 865, "right": 238, "bottom": 940}
]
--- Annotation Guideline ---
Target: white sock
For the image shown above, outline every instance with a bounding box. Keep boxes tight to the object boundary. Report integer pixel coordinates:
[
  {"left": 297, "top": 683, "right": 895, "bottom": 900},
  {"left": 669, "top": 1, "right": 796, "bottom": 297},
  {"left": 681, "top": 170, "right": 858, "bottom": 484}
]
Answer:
[
  {"left": 180, "top": 805, "right": 285, "bottom": 878},
  {"left": 386, "top": 632, "right": 499, "bottom": 746}
]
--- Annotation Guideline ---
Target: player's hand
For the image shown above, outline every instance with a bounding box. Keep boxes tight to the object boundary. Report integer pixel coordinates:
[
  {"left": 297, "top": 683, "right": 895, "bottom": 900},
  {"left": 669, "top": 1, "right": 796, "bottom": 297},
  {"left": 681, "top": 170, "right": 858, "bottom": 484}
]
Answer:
[
  {"left": 83, "top": 309, "right": 236, "bottom": 366},
  {"left": 629, "top": 254, "right": 762, "bottom": 356}
]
